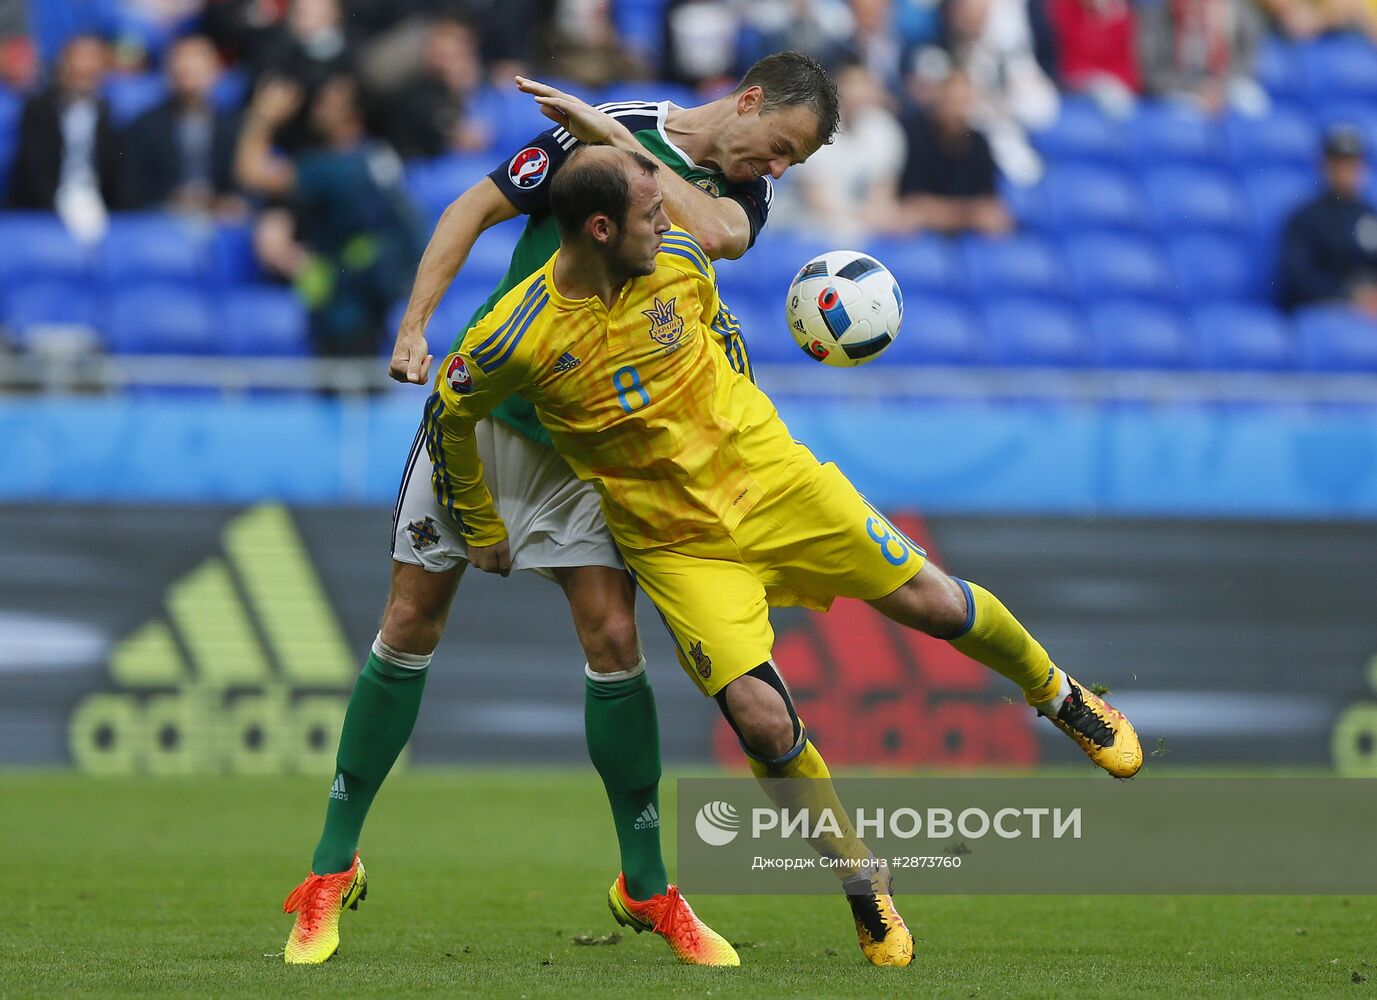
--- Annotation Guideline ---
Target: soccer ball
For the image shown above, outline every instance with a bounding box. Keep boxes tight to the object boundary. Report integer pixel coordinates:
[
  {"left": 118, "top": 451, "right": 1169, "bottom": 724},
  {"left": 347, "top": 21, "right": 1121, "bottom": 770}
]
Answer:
[{"left": 785, "top": 250, "right": 903, "bottom": 367}]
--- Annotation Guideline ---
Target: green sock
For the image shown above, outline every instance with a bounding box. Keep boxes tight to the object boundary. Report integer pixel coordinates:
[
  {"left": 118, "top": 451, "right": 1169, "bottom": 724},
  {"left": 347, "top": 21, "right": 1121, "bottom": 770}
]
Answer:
[
  {"left": 584, "top": 665, "right": 668, "bottom": 901},
  {"left": 311, "top": 648, "right": 428, "bottom": 873}
]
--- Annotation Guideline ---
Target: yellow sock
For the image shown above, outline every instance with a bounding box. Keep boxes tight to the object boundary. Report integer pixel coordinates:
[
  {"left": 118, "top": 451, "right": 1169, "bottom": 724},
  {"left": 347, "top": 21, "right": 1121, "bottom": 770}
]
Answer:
[
  {"left": 949, "top": 579, "right": 1063, "bottom": 698},
  {"left": 748, "top": 735, "right": 871, "bottom": 878}
]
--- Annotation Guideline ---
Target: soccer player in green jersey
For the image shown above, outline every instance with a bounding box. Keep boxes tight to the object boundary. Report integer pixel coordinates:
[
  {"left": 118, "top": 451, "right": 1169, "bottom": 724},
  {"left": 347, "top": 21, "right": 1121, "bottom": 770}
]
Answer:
[{"left": 281, "top": 53, "right": 840, "bottom": 965}]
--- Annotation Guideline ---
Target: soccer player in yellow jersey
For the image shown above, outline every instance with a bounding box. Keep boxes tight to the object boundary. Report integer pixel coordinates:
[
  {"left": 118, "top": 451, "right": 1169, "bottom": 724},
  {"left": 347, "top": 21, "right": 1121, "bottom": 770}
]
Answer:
[{"left": 431, "top": 146, "right": 1143, "bottom": 967}]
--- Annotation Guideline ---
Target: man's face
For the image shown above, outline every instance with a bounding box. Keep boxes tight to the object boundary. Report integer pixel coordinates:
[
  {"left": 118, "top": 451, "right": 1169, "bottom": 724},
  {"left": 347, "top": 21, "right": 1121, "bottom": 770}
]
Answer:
[
  {"left": 168, "top": 39, "right": 218, "bottom": 104},
  {"left": 59, "top": 37, "right": 107, "bottom": 98},
  {"left": 607, "top": 168, "right": 671, "bottom": 277},
  {"left": 1326, "top": 154, "right": 1365, "bottom": 198},
  {"left": 718, "top": 90, "right": 825, "bottom": 184}
]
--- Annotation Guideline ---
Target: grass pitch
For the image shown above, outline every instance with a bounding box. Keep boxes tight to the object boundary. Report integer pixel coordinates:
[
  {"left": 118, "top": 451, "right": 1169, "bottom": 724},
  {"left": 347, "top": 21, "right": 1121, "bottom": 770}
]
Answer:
[{"left": 1, "top": 770, "right": 1373, "bottom": 999}]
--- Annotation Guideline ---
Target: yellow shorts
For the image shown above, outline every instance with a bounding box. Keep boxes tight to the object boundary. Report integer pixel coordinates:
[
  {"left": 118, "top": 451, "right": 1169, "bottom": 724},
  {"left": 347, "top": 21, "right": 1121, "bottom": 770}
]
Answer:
[{"left": 623, "top": 457, "right": 925, "bottom": 696}]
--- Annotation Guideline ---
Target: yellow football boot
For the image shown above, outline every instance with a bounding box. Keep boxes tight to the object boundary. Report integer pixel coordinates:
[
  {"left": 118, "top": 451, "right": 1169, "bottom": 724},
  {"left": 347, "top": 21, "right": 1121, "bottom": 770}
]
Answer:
[
  {"left": 844, "top": 866, "right": 914, "bottom": 968},
  {"left": 1031, "top": 676, "right": 1143, "bottom": 778},
  {"left": 282, "top": 854, "right": 367, "bottom": 964},
  {"left": 607, "top": 873, "right": 740, "bottom": 966}
]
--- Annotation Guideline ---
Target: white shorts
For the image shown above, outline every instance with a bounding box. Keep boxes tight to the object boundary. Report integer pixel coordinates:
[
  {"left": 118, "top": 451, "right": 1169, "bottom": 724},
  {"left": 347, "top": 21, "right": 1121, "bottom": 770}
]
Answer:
[{"left": 391, "top": 417, "right": 622, "bottom": 577}]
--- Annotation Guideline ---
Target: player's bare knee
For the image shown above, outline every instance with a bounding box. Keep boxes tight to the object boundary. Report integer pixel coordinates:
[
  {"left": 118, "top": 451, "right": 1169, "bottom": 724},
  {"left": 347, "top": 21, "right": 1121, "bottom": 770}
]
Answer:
[
  {"left": 717, "top": 665, "right": 802, "bottom": 763},
  {"left": 589, "top": 614, "right": 640, "bottom": 672},
  {"left": 873, "top": 564, "right": 968, "bottom": 636}
]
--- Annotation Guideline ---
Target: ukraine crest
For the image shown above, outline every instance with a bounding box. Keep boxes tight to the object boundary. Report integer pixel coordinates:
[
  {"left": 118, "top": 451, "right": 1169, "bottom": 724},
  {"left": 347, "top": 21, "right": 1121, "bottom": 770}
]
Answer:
[
  {"left": 642, "top": 296, "right": 684, "bottom": 347},
  {"left": 688, "top": 640, "right": 712, "bottom": 679}
]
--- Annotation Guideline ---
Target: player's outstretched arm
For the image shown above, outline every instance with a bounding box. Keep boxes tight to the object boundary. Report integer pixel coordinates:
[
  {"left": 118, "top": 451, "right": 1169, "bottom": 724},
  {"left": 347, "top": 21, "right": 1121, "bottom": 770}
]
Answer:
[
  {"left": 389, "top": 178, "right": 519, "bottom": 385},
  {"left": 516, "top": 76, "right": 751, "bottom": 261}
]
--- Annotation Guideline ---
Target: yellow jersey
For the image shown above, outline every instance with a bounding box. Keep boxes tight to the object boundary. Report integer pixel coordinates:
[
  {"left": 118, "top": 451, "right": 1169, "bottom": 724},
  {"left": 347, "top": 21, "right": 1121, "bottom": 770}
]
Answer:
[{"left": 429, "top": 228, "right": 809, "bottom": 550}]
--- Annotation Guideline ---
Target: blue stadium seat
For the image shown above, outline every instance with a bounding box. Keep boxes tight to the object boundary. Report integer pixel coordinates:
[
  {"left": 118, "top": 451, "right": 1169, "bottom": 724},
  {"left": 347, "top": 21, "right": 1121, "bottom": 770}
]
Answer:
[
  {"left": 1295, "top": 305, "right": 1377, "bottom": 371},
  {"left": 99, "top": 214, "right": 210, "bottom": 287},
  {"left": 1254, "top": 38, "right": 1307, "bottom": 103},
  {"left": 1191, "top": 303, "right": 1298, "bottom": 370},
  {"left": 723, "top": 298, "right": 797, "bottom": 363},
  {"left": 1300, "top": 33, "right": 1377, "bottom": 103},
  {"left": 884, "top": 295, "right": 984, "bottom": 365},
  {"left": 1243, "top": 167, "right": 1319, "bottom": 239},
  {"left": 107, "top": 284, "right": 215, "bottom": 354},
  {"left": 1030, "top": 96, "right": 1123, "bottom": 165},
  {"left": 1143, "top": 166, "right": 1248, "bottom": 234},
  {"left": 1166, "top": 233, "right": 1258, "bottom": 303},
  {"left": 999, "top": 177, "right": 1051, "bottom": 231},
  {"left": 1065, "top": 232, "right": 1175, "bottom": 304},
  {"left": 0, "top": 213, "right": 90, "bottom": 284},
  {"left": 405, "top": 155, "right": 493, "bottom": 224},
  {"left": 220, "top": 287, "right": 309, "bottom": 356},
  {"left": 744, "top": 231, "right": 833, "bottom": 299},
  {"left": 1124, "top": 102, "right": 1224, "bottom": 166},
  {"left": 1087, "top": 301, "right": 1195, "bottom": 368},
  {"left": 865, "top": 235, "right": 963, "bottom": 297},
  {"left": 1, "top": 278, "right": 97, "bottom": 344},
  {"left": 960, "top": 234, "right": 1068, "bottom": 301},
  {"left": 981, "top": 298, "right": 1093, "bottom": 367},
  {"left": 1042, "top": 165, "right": 1149, "bottom": 233},
  {"left": 382, "top": 281, "right": 505, "bottom": 360},
  {"left": 103, "top": 73, "right": 167, "bottom": 126},
  {"left": 211, "top": 68, "right": 248, "bottom": 113},
  {"left": 1224, "top": 108, "right": 1319, "bottom": 169},
  {"left": 210, "top": 222, "right": 261, "bottom": 287}
]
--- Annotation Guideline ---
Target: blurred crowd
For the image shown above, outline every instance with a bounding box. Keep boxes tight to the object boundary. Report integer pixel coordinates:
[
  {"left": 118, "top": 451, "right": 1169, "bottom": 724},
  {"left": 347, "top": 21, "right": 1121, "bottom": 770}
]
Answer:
[{"left": 1, "top": 0, "right": 1375, "bottom": 356}]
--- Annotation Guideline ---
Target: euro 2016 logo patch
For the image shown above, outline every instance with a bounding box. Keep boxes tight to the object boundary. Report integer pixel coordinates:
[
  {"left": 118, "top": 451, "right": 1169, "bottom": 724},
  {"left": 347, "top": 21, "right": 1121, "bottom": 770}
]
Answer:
[
  {"left": 642, "top": 296, "right": 684, "bottom": 348},
  {"left": 689, "top": 640, "right": 712, "bottom": 679},
  {"left": 446, "top": 355, "right": 474, "bottom": 394},
  {"left": 508, "top": 146, "right": 550, "bottom": 189}
]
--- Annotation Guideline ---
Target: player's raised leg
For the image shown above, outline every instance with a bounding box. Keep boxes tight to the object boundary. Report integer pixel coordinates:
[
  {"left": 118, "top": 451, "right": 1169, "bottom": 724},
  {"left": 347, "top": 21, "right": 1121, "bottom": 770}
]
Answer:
[
  {"left": 282, "top": 560, "right": 460, "bottom": 964},
  {"left": 869, "top": 565, "right": 1143, "bottom": 778},
  {"left": 556, "top": 564, "right": 738, "bottom": 967},
  {"left": 717, "top": 666, "right": 914, "bottom": 968}
]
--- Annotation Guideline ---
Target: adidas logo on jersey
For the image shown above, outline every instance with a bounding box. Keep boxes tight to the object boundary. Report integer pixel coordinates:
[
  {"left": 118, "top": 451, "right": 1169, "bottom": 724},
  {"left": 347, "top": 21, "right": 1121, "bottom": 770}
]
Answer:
[
  {"left": 329, "top": 773, "right": 349, "bottom": 801},
  {"left": 553, "top": 352, "right": 582, "bottom": 374},
  {"left": 633, "top": 803, "right": 660, "bottom": 830}
]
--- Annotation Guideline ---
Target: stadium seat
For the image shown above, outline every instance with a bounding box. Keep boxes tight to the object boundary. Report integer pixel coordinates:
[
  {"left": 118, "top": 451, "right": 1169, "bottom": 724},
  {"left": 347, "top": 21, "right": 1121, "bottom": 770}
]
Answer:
[
  {"left": 1253, "top": 37, "right": 1307, "bottom": 104},
  {"left": 960, "top": 234, "right": 1068, "bottom": 301},
  {"left": 405, "top": 155, "right": 493, "bottom": 224},
  {"left": 1300, "top": 33, "right": 1377, "bottom": 103},
  {"left": 1042, "top": 164, "right": 1149, "bottom": 233},
  {"left": 220, "top": 287, "right": 309, "bottom": 356},
  {"left": 722, "top": 298, "right": 796, "bottom": 363},
  {"left": 1143, "top": 167, "right": 1248, "bottom": 235},
  {"left": 99, "top": 214, "right": 211, "bottom": 288},
  {"left": 209, "top": 222, "right": 261, "bottom": 287},
  {"left": 107, "top": 284, "right": 215, "bottom": 354},
  {"left": 382, "top": 281, "right": 502, "bottom": 360},
  {"left": 744, "top": 231, "right": 833, "bottom": 299},
  {"left": 1191, "top": 303, "right": 1298, "bottom": 371},
  {"left": 883, "top": 295, "right": 984, "bottom": 365},
  {"left": 865, "top": 235, "right": 963, "bottom": 297},
  {"left": 1087, "top": 301, "right": 1195, "bottom": 369},
  {"left": 1295, "top": 305, "right": 1377, "bottom": 371},
  {"left": 0, "top": 213, "right": 90, "bottom": 285},
  {"left": 1243, "top": 167, "right": 1319, "bottom": 239},
  {"left": 1030, "top": 96, "right": 1123, "bottom": 165},
  {"left": 1000, "top": 177, "right": 1051, "bottom": 231},
  {"left": 1166, "top": 234, "right": 1259, "bottom": 303},
  {"left": 103, "top": 73, "right": 167, "bottom": 126},
  {"left": 1224, "top": 108, "right": 1319, "bottom": 169},
  {"left": 0, "top": 278, "right": 97, "bottom": 343},
  {"left": 981, "top": 297, "right": 1094, "bottom": 367},
  {"left": 1064, "top": 232, "right": 1175, "bottom": 304},
  {"left": 1124, "top": 102, "right": 1224, "bottom": 167}
]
